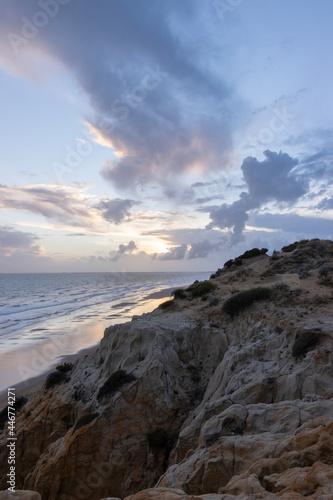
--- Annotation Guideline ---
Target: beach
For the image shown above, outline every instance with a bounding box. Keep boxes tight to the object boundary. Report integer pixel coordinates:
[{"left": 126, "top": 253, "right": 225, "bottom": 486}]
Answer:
[{"left": 0, "top": 286, "right": 178, "bottom": 410}]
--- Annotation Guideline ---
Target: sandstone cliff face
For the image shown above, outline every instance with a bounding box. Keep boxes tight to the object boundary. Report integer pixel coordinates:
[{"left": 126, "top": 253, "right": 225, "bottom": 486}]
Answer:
[{"left": 1, "top": 239, "right": 333, "bottom": 500}]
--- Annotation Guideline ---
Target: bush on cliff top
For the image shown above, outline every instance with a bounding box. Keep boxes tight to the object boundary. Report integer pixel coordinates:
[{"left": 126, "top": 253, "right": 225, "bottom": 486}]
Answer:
[
  {"left": 186, "top": 280, "right": 216, "bottom": 297},
  {"left": 56, "top": 362, "right": 73, "bottom": 373},
  {"left": 97, "top": 369, "right": 137, "bottom": 400},
  {"left": 237, "top": 247, "right": 268, "bottom": 260},
  {"left": 45, "top": 371, "right": 69, "bottom": 389},
  {"left": 73, "top": 412, "right": 99, "bottom": 433},
  {"left": 159, "top": 299, "right": 174, "bottom": 309},
  {"left": 222, "top": 287, "right": 272, "bottom": 316}
]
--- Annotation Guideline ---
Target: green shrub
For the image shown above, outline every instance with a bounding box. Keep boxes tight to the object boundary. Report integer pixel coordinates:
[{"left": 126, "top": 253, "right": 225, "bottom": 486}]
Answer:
[
  {"left": 45, "top": 371, "right": 68, "bottom": 389},
  {"left": 97, "top": 370, "right": 136, "bottom": 400},
  {"left": 73, "top": 412, "right": 99, "bottom": 432},
  {"left": 159, "top": 299, "right": 174, "bottom": 309},
  {"left": 173, "top": 288, "right": 187, "bottom": 299},
  {"left": 282, "top": 242, "right": 299, "bottom": 252},
  {"left": 146, "top": 429, "right": 169, "bottom": 449},
  {"left": 237, "top": 248, "right": 268, "bottom": 259},
  {"left": 292, "top": 331, "right": 319, "bottom": 358},
  {"left": 222, "top": 287, "right": 272, "bottom": 316},
  {"left": 186, "top": 280, "right": 216, "bottom": 297},
  {"left": 318, "top": 266, "right": 333, "bottom": 276},
  {"left": 56, "top": 363, "right": 73, "bottom": 373}
]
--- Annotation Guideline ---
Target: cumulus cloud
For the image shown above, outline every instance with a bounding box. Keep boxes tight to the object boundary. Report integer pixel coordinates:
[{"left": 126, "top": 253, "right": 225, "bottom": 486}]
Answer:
[
  {"left": 154, "top": 243, "right": 188, "bottom": 261},
  {"left": 0, "top": 226, "right": 42, "bottom": 257},
  {"left": 187, "top": 239, "right": 221, "bottom": 259},
  {"left": 0, "top": 1, "right": 235, "bottom": 191},
  {"left": 208, "top": 150, "right": 308, "bottom": 243},
  {"left": 109, "top": 240, "right": 137, "bottom": 262},
  {"left": 96, "top": 198, "right": 139, "bottom": 224}
]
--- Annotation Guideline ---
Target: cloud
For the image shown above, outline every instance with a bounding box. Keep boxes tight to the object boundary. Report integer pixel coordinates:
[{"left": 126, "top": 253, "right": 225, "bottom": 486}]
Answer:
[
  {"left": 0, "top": 226, "right": 42, "bottom": 257},
  {"left": 109, "top": 240, "right": 137, "bottom": 262},
  {"left": 317, "top": 198, "right": 333, "bottom": 210},
  {"left": 242, "top": 150, "right": 304, "bottom": 203},
  {"left": 0, "top": 184, "right": 140, "bottom": 228},
  {"left": 187, "top": 239, "right": 221, "bottom": 259},
  {"left": 96, "top": 198, "right": 139, "bottom": 224},
  {"left": 0, "top": 1, "right": 236, "bottom": 191},
  {"left": 252, "top": 213, "right": 333, "bottom": 239},
  {"left": 154, "top": 243, "right": 188, "bottom": 261},
  {"left": 0, "top": 184, "right": 94, "bottom": 226},
  {"left": 208, "top": 150, "right": 308, "bottom": 243}
]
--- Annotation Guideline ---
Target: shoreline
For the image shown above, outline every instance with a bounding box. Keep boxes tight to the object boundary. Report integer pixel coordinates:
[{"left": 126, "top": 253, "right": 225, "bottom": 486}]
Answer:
[{"left": 0, "top": 286, "right": 177, "bottom": 411}]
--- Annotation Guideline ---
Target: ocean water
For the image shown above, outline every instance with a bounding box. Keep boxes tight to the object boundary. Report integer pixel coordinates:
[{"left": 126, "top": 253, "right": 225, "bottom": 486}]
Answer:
[{"left": 0, "top": 272, "right": 211, "bottom": 349}]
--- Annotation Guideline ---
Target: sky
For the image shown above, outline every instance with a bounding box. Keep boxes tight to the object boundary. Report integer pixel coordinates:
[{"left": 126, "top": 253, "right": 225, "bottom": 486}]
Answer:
[{"left": 0, "top": 0, "right": 332, "bottom": 272}]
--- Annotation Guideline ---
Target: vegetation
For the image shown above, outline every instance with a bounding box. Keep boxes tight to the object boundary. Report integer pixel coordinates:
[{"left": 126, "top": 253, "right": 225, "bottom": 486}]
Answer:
[
  {"left": 173, "top": 288, "right": 187, "bottom": 299},
  {"left": 282, "top": 242, "right": 299, "bottom": 252},
  {"left": 73, "top": 412, "right": 99, "bottom": 433},
  {"left": 292, "top": 331, "right": 319, "bottom": 358},
  {"left": 146, "top": 429, "right": 169, "bottom": 449},
  {"left": 237, "top": 247, "right": 268, "bottom": 260},
  {"left": 223, "top": 248, "right": 268, "bottom": 269},
  {"left": 97, "top": 369, "right": 137, "bottom": 400},
  {"left": 56, "top": 362, "right": 73, "bottom": 373},
  {"left": 186, "top": 280, "right": 216, "bottom": 297},
  {"left": 159, "top": 299, "right": 174, "bottom": 309},
  {"left": 224, "top": 258, "right": 242, "bottom": 269},
  {"left": 45, "top": 371, "right": 69, "bottom": 389},
  {"left": 222, "top": 287, "right": 272, "bottom": 316},
  {"left": 318, "top": 266, "right": 333, "bottom": 286}
]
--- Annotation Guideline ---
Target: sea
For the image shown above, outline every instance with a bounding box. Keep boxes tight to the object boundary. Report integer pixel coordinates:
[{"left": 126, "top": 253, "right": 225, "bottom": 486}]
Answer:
[{"left": 0, "top": 272, "right": 211, "bottom": 394}]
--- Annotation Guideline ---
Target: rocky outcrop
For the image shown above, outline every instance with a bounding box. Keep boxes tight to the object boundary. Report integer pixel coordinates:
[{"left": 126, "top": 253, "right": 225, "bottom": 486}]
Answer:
[{"left": 1, "top": 239, "right": 333, "bottom": 499}]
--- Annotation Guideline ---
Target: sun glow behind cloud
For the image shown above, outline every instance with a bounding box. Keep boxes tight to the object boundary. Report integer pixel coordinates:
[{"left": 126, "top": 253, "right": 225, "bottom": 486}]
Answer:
[{"left": 0, "top": 1, "right": 332, "bottom": 271}]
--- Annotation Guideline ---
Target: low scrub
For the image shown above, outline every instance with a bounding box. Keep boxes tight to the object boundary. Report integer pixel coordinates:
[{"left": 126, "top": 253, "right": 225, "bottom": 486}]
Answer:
[
  {"left": 282, "top": 242, "right": 299, "bottom": 252},
  {"left": 73, "top": 412, "right": 99, "bottom": 433},
  {"left": 45, "top": 371, "right": 69, "bottom": 389},
  {"left": 97, "top": 369, "right": 136, "bottom": 400},
  {"left": 292, "top": 331, "right": 319, "bottom": 358},
  {"left": 222, "top": 287, "right": 272, "bottom": 316},
  {"left": 146, "top": 428, "right": 169, "bottom": 449},
  {"left": 159, "top": 299, "right": 174, "bottom": 309},
  {"left": 186, "top": 280, "right": 216, "bottom": 297},
  {"left": 237, "top": 247, "right": 268, "bottom": 260},
  {"left": 173, "top": 288, "right": 187, "bottom": 299},
  {"left": 56, "top": 363, "right": 73, "bottom": 373}
]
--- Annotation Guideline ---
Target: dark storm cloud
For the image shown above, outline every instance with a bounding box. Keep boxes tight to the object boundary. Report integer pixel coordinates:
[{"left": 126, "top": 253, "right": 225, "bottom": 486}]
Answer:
[
  {"left": 208, "top": 150, "right": 308, "bottom": 243},
  {"left": 0, "top": 0, "right": 234, "bottom": 189},
  {"left": 96, "top": 198, "right": 139, "bottom": 225}
]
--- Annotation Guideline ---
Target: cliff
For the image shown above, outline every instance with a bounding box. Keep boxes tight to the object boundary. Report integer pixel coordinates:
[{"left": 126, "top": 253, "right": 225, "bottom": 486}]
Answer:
[{"left": 1, "top": 239, "right": 333, "bottom": 499}]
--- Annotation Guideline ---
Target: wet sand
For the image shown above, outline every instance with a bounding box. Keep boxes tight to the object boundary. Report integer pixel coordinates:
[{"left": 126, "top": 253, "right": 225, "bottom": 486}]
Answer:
[{"left": 0, "top": 289, "right": 174, "bottom": 411}]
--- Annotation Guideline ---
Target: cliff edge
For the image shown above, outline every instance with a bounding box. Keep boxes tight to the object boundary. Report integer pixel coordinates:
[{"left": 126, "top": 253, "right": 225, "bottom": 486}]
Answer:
[{"left": 1, "top": 239, "right": 333, "bottom": 499}]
